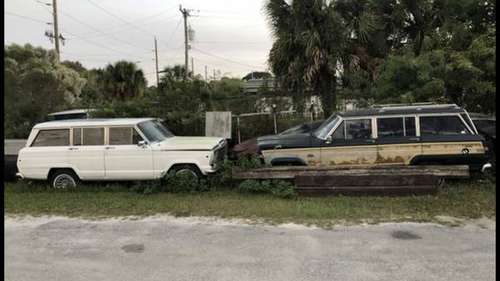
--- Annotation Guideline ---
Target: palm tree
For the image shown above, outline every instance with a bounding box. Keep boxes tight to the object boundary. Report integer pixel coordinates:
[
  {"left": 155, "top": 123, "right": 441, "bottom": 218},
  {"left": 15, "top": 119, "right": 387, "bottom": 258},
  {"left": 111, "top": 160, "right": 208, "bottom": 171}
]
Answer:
[
  {"left": 158, "top": 65, "right": 188, "bottom": 90},
  {"left": 266, "top": 0, "right": 347, "bottom": 117},
  {"left": 100, "top": 61, "right": 146, "bottom": 100}
]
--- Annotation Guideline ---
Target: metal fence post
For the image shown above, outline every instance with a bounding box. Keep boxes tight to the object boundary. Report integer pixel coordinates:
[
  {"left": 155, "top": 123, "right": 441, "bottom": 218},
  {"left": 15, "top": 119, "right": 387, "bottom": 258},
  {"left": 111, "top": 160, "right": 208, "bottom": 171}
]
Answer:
[
  {"left": 236, "top": 116, "right": 241, "bottom": 144},
  {"left": 272, "top": 104, "right": 277, "bottom": 134}
]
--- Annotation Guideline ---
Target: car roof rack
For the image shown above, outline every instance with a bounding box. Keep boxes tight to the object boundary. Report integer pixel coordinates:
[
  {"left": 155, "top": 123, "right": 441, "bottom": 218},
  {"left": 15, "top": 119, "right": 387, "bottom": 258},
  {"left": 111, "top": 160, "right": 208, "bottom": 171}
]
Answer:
[{"left": 370, "top": 103, "right": 460, "bottom": 111}]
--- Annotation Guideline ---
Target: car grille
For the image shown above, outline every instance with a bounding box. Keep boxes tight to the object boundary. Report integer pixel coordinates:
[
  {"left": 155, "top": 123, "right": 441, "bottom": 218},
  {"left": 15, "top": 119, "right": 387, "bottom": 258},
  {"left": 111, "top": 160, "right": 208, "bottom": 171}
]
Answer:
[{"left": 213, "top": 141, "right": 227, "bottom": 165}]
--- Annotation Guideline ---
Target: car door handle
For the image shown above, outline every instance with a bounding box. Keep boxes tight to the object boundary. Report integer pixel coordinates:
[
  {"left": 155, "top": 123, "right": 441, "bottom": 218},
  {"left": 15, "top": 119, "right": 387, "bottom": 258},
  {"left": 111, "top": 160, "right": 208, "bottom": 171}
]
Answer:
[
  {"left": 408, "top": 137, "right": 420, "bottom": 141},
  {"left": 68, "top": 147, "right": 78, "bottom": 151},
  {"left": 105, "top": 147, "right": 115, "bottom": 150}
]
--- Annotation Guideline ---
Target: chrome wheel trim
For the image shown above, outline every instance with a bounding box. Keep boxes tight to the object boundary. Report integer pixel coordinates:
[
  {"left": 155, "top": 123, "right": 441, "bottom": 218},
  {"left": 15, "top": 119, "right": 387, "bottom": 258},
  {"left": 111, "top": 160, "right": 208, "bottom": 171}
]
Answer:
[
  {"left": 53, "top": 174, "right": 76, "bottom": 189},
  {"left": 175, "top": 168, "right": 198, "bottom": 179}
]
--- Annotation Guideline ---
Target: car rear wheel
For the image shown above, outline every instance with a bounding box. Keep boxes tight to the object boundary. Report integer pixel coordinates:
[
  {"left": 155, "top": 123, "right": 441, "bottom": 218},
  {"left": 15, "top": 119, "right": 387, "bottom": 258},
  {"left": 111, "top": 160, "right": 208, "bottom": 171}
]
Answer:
[{"left": 50, "top": 169, "right": 78, "bottom": 189}]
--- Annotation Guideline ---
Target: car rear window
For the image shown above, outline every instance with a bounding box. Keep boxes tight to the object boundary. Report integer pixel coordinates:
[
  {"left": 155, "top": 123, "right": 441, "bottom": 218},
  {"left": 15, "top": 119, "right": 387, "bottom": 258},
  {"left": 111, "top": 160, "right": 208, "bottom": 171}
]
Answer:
[
  {"left": 420, "top": 116, "right": 471, "bottom": 136},
  {"left": 32, "top": 129, "right": 69, "bottom": 147}
]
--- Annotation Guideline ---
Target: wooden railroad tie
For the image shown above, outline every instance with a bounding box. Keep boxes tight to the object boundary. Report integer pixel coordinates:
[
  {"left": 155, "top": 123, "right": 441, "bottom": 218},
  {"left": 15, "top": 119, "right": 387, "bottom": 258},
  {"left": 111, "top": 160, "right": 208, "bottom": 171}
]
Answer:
[{"left": 232, "top": 165, "right": 469, "bottom": 195}]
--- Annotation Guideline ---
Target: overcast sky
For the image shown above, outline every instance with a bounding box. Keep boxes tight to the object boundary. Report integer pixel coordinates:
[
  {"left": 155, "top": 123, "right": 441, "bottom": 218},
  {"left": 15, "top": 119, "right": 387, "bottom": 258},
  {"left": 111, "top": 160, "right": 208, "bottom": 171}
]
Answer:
[{"left": 5, "top": 0, "right": 274, "bottom": 85}]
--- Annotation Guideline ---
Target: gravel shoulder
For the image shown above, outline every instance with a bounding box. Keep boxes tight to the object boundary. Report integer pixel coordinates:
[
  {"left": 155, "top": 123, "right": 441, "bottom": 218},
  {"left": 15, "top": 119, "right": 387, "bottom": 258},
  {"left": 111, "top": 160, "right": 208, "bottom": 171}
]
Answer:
[{"left": 5, "top": 215, "right": 496, "bottom": 281}]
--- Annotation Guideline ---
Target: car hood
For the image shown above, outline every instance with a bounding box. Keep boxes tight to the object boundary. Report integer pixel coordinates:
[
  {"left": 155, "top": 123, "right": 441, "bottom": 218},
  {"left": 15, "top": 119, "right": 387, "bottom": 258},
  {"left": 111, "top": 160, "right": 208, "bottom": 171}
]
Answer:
[
  {"left": 257, "top": 133, "right": 317, "bottom": 150},
  {"left": 478, "top": 127, "right": 496, "bottom": 139},
  {"left": 159, "top": 136, "right": 225, "bottom": 150}
]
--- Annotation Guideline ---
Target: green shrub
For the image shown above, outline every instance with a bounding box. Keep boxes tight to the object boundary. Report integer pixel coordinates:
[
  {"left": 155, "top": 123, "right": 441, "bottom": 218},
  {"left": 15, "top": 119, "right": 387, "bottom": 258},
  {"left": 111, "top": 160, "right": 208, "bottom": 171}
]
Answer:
[
  {"left": 163, "top": 173, "right": 210, "bottom": 193},
  {"left": 129, "top": 180, "right": 163, "bottom": 194},
  {"left": 236, "top": 155, "right": 265, "bottom": 169},
  {"left": 238, "top": 179, "right": 297, "bottom": 199},
  {"left": 269, "top": 180, "right": 297, "bottom": 198}
]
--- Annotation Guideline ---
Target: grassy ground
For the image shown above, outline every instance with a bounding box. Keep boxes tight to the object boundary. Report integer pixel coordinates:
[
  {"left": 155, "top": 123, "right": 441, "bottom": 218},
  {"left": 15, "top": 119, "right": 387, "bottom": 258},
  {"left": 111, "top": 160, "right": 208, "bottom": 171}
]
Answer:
[{"left": 4, "top": 179, "right": 496, "bottom": 227}]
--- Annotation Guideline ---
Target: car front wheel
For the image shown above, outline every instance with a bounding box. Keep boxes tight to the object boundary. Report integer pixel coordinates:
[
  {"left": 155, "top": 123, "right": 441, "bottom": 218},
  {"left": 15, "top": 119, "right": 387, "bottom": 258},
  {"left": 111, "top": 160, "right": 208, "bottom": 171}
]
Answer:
[{"left": 168, "top": 165, "right": 202, "bottom": 180}]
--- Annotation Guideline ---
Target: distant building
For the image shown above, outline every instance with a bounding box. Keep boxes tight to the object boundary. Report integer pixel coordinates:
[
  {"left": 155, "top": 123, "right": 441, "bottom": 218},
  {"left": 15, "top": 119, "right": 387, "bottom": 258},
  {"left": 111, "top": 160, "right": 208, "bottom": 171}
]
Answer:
[
  {"left": 241, "top": 71, "right": 275, "bottom": 94},
  {"left": 241, "top": 78, "right": 275, "bottom": 94}
]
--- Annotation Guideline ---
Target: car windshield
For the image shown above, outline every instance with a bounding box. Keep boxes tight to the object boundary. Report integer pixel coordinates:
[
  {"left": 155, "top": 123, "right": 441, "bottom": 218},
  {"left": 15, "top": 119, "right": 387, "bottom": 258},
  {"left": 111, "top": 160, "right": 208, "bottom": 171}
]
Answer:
[
  {"left": 137, "top": 120, "right": 174, "bottom": 143},
  {"left": 314, "top": 115, "right": 340, "bottom": 139}
]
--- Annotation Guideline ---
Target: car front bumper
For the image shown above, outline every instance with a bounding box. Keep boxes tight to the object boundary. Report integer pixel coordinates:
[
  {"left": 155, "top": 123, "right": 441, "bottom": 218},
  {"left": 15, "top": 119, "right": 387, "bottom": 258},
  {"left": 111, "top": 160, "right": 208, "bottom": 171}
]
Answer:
[
  {"left": 16, "top": 172, "right": 25, "bottom": 180},
  {"left": 481, "top": 163, "right": 493, "bottom": 173}
]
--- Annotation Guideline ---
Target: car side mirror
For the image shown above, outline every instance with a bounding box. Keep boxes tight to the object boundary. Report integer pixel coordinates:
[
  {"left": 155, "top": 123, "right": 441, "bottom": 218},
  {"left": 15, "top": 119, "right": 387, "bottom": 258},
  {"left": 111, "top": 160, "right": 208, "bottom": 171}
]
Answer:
[{"left": 138, "top": 140, "right": 148, "bottom": 147}]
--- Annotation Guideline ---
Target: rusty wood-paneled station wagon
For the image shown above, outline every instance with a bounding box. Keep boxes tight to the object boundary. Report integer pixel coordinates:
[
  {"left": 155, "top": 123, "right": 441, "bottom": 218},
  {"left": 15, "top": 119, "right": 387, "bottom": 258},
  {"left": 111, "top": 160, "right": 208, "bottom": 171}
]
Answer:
[{"left": 257, "top": 104, "right": 491, "bottom": 172}]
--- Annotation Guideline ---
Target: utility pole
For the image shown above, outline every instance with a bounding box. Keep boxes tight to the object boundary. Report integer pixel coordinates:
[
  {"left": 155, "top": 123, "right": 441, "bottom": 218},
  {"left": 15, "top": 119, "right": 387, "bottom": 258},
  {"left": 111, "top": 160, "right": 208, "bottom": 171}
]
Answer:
[
  {"left": 52, "top": 0, "right": 60, "bottom": 60},
  {"left": 179, "top": 5, "right": 191, "bottom": 80},
  {"left": 154, "top": 36, "right": 160, "bottom": 88},
  {"left": 191, "top": 57, "right": 194, "bottom": 77},
  {"left": 204, "top": 65, "right": 208, "bottom": 81},
  {"left": 43, "top": 0, "right": 64, "bottom": 61}
]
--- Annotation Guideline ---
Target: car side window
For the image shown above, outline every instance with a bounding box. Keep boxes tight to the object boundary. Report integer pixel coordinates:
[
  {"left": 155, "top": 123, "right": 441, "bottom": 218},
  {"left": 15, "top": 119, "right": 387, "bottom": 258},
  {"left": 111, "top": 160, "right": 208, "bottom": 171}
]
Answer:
[
  {"left": 405, "top": 117, "right": 416, "bottom": 136},
  {"left": 377, "top": 118, "right": 404, "bottom": 138},
  {"left": 345, "top": 119, "right": 372, "bottom": 140},
  {"left": 420, "top": 116, "right": 471, "bottom": 136},
  {"left": 109, "top": 127, "right": 143, "bottom": 145},
  {"left": 73, "top": 127, "right": 104, "bottom": 145},
  {"left": 377, "top": 117, "right": 416, "bottom": 138},
  {"left": 32, "top": 129, "right": 69, "bottom": 147}
]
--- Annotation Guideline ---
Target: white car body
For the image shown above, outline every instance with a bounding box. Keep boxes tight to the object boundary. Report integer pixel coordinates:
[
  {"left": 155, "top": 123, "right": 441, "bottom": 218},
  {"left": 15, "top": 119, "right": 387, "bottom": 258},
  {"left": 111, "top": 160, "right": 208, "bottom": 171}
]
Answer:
[{"left": 17, "top": 118, "right": 226, "bottom": 181}]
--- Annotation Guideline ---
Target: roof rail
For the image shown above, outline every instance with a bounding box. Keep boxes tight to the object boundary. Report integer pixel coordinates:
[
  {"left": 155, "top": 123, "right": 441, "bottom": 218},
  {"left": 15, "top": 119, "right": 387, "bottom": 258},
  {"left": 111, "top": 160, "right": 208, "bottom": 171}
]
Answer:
[{"left": 371, "top": 103, "right": 459, "bottom": 111}]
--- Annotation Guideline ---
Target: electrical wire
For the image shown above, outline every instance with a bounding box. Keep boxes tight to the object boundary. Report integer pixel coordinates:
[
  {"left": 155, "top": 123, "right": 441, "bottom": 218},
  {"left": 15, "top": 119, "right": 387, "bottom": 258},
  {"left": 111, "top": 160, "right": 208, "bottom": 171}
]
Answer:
[
  {"left": 6, "top": 11, "right": 49, "bottom": 24},
  {"left": 59, "top": 10, "right": 150, "bottom": 52},
  {"left": 77, "top": 9, "right": 179, "bottom": 38},
  {"left": 192, "top": 47, "right": 265, "bottom": 69},
  {"left": 86, "top": 0, "right": 156, "bottom": 37}
]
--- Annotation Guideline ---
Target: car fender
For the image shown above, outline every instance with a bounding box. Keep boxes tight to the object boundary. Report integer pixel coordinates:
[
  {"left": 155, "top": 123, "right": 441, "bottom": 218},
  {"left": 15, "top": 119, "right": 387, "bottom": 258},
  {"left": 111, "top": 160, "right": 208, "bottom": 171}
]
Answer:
[{"left": 159, "top": 160, "right": 205, "bottom": 178}]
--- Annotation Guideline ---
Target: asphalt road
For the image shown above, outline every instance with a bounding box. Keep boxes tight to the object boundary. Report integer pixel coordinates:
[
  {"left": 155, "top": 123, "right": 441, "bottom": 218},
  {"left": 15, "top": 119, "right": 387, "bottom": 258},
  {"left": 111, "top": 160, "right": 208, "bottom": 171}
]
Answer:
[{"left": 5, "top": 215, "right": 495, "bottom": 281}]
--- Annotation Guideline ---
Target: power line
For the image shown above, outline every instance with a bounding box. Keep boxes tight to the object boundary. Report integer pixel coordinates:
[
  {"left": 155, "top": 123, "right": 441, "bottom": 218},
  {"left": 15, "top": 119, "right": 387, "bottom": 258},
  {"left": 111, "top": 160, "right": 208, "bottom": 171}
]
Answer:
[
  {"left": 77, "top": 8, "right": 179, "bottom": 39},
  {"left": 162, "top": 17, "right": 182, "bottom": 50},
  {"left": 6, "top": 11, "right": 145, "bottom": 61},
  {"left": 6, "top": 11, "right": 49, "bottom": 24},
  {"left": 62, "top": 30, "right": 144, "bottom": 58},
  {"left": 195, "top": 40, "right": 270, "bottom": 45},
  {"left": 192, "top": 47, "right": 265, "bottom": 69},
  {"left": 33, "top": 0, "right": 150, "bottom": 52},
  {"left": 33, "top": 0, "right": 151, "bottom": 54},
  {"left": 58, "top": 9, "right": 150, "bottom": 52},
  {"left": 86, "top": 0, "right": 156, "bottom": 37}
]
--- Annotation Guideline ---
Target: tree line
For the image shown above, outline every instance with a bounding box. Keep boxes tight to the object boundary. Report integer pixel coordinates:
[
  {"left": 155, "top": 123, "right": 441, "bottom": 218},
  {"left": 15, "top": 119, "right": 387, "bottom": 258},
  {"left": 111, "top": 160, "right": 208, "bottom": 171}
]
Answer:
[
  {"left": 4, "top": 44, "right": 268, "bottom": 138},
  {"left": 4, "top": 0, "right": 495, "bottom": 138},
  {"left": 266, "top": 0, "right": 495, "bottom": 116}
]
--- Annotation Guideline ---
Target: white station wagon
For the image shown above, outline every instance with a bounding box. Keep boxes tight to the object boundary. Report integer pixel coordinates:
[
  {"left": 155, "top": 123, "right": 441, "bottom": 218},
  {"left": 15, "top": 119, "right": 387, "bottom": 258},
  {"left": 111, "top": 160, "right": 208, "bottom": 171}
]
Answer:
[{"left": 17, "top": 118, "right": 227, "bottom": 188}]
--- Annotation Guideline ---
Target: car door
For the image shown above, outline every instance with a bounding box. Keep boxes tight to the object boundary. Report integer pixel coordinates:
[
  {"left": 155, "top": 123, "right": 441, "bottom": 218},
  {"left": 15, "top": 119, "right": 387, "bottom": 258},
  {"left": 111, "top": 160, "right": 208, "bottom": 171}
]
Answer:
[
  {"left": 376, "top": 116, "right": 422, "bottom": 165},
  {"left": 104, "top": 126, "right": 154, "bottom": 180},
  {"left": 69, "top": 127, "right": 106, "bottom": 180},
  {"left": 320, "top": 118, "right": 378, "bottom": 166}
]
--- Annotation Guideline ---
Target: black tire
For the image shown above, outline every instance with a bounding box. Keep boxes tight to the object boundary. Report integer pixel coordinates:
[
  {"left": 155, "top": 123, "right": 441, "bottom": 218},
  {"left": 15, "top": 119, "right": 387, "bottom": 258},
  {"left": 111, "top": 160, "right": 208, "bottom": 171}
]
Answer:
[
  {"left": 50, "top": 169, "right": 79, "bottom": 189},
  {"left": 168, "top": 165, "right": 203, "bottom": 180}
]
